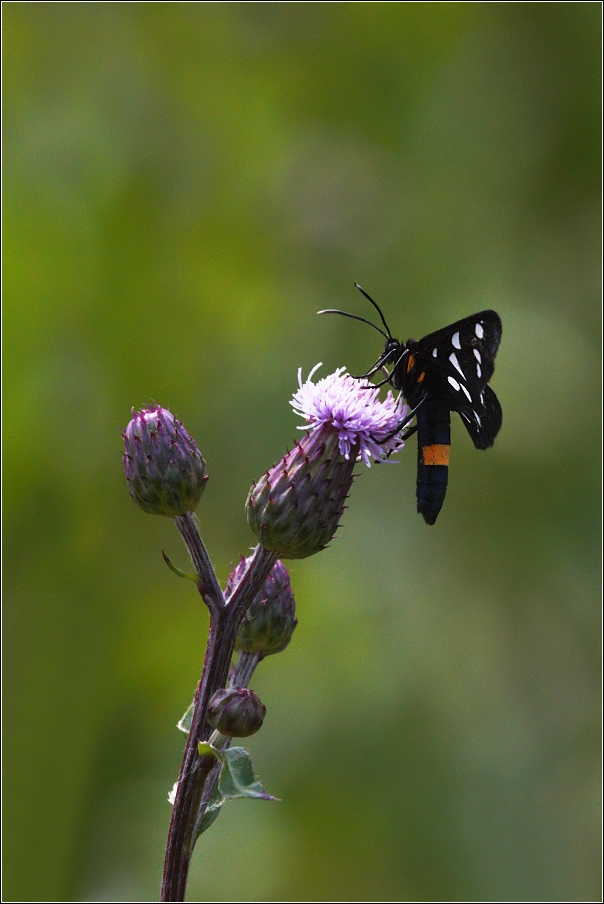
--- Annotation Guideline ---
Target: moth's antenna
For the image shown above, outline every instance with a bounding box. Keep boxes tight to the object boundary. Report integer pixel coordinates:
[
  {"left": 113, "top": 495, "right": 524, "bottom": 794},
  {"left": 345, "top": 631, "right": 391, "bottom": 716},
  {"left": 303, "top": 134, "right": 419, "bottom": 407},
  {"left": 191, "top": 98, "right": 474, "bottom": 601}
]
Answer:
[
  {"left": 317, "top": 308, "right": 389, "bottom": 340},
  {"left": 354, "top": 283, "right": 393, "bottom": 338}
]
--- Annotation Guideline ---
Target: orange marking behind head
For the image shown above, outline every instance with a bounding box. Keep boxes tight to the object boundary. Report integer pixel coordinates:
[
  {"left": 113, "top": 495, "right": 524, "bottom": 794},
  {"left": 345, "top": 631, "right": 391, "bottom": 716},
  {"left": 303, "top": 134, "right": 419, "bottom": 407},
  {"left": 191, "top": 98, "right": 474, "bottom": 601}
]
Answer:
[
  {"left": 422, "top": 444, "right": 450, "bottom": 466},
  {"left": 417, "top": 371, "right": 425, "bottom": 382},
  {"left": 406, "top": 354, "right": 415, "bottom": 372}
]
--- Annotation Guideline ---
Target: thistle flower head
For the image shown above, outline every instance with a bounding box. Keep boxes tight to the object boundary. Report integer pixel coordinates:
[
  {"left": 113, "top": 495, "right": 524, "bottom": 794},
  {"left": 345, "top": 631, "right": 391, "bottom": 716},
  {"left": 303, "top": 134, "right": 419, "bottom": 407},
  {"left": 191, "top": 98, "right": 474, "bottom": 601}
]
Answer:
[
  {"left": 122, "top": 406, "right": 208, "bottom": 517},
  {"left": 290, "top": 364, "right": 407, "bottom": 466},
  {"left": 227, "top": 557, "right": 298, "bottom": 658},
  {"left": 246, "top": 366, "right": 407, "bottom": 559}
]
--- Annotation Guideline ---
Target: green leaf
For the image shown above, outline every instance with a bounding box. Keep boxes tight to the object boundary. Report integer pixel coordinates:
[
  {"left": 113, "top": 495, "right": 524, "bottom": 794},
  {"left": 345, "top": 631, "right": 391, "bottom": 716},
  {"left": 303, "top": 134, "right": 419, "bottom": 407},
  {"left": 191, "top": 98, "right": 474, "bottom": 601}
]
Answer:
[
  {"left": 177, "top": 699, "right": 195, "bottom": 734},
  {"left": 162, "top": 550, "right": 199, "bottom": 583},
  {"left": 197, "top": 741, "right": 223, "bottom": 760},
  {"left": 191, "top": 747, "right": 277, "bottom": 840},
  {"left": 218, "top": 746, "right": 279, "bottom": 801},
  {"left": 196, "top": 783, "right": 225, "bottom": 838}
]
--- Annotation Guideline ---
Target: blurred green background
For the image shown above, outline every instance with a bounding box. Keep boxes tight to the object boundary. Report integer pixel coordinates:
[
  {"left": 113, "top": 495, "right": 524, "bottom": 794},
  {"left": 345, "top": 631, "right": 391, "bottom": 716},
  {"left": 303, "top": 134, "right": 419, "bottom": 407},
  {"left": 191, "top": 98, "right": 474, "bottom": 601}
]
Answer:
[{"left": 3, "top": 3, "right": 600, "bottom": 902}]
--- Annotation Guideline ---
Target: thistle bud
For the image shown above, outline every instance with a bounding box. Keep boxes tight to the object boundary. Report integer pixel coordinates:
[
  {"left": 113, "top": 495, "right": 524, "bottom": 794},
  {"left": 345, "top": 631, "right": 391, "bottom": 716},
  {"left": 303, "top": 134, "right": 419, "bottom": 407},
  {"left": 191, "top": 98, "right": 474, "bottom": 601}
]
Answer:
[
  {"left": 246, "top": 366, "right": 407, "bottom": 559},
  {"left": 122, "top": 406, "right": 208, "bottom": 517},
  {"left": 227, "top": 557, "right": 297, "bottom": 657},
  {"left": 207, "top": 687, "right": 266, "bottom": 738},
  {"left": 247, "top": 426, "right": 355, "bottom": 559}
]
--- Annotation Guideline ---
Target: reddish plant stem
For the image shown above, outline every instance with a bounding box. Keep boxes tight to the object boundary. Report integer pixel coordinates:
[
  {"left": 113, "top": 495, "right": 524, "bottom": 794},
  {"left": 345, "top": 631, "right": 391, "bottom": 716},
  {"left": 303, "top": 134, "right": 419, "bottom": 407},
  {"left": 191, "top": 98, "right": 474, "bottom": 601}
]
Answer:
[
  {"left": 160, "top": 611, "right": 236, "bottom": 902},
  {"left": 161, "top": 522, "right": 277, "bottom": 902},
  {"left": 192, "top": 651, "right": 263, "bottom": 839}
]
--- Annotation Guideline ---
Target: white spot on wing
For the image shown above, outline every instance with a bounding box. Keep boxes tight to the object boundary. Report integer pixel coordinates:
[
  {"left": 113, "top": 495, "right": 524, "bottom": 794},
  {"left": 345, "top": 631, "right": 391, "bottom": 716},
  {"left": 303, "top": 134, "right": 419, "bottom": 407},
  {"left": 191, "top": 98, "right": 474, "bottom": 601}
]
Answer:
[
  {"left": 448, "top": 375, "right": 460, "bottom": 391},
  {"left": 476, "top": 362, "right": 482, "bottom": 378},
  {"left": 475, "top": 322, "right": 484, "bottom": 339},
  {"left": 452, "top": 331, "right": 461, "bottom": 349},
  {"left": 473, "top": 348, "right": 481, "bottom": 363},
  {"left": 473, "top": 410, "right": 482, "bottom": 427},
  {"left": 432, "top": 348, "right": 438, "bottom": 357},
  {"left": 460, "top": 383, "right": 472, "bottom": 402},
  {"left": 449, "top": 352, "right": 465, "bottom": 378}
]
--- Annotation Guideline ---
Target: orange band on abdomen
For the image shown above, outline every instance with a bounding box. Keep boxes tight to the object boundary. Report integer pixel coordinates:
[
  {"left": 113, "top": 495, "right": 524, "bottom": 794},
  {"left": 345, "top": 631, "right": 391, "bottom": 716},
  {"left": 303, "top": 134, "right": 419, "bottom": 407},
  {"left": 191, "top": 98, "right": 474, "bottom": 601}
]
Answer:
[{"left": 422, "top": 444, "right": 450, "bottom": 466}]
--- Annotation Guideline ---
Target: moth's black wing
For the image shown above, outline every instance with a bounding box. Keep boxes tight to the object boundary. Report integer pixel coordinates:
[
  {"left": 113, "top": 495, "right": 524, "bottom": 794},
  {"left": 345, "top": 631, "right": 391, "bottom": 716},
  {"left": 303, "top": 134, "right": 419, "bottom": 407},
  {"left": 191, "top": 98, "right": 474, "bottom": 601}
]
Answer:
[
  {"left": 459, "top": 384, "right": 502, "bottom": 450},
  {"left": 414, "top": 310, "right": 502, "bottom": 450}
]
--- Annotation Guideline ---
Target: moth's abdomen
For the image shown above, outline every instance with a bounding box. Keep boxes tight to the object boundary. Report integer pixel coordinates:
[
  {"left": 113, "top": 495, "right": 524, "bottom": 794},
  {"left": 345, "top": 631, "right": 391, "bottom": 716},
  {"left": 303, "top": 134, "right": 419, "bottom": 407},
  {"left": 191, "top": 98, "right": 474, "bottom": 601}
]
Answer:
[{"left": 416, "top": 398, "right": 451, "bottom": 525}]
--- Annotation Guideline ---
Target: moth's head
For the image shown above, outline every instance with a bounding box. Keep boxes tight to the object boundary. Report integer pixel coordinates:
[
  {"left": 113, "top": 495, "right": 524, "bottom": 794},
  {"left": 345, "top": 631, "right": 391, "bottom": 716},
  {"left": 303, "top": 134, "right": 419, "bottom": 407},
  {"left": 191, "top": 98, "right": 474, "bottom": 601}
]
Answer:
[{"left": 382, "top": 336, "right": 403, "bottom": 362}]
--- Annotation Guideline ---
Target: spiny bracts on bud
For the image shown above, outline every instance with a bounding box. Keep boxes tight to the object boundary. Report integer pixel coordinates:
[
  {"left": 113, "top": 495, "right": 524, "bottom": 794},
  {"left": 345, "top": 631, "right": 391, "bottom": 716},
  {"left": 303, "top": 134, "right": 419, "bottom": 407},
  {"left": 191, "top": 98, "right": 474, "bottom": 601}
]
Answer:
[
  {"left": 246, "top": 425, "right": 355, "bottom": 559},
  {"left": 246, "top": 365, "right": 407, "bottom": 559},
  {"left": 227, "top": 557, "right": 297, "bottom": 657},
  {"left": 122, "top": 406, "right": 208, "bottom": 517},
  {"left": 207, "top": 687, "right": 266, "bottom": 738}
]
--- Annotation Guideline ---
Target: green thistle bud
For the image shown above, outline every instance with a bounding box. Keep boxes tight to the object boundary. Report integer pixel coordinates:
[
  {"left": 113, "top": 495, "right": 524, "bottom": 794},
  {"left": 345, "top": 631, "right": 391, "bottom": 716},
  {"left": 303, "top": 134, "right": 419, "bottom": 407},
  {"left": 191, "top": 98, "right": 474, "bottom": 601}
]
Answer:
[
  {"left": 122, "top": 406, "right": 208, "bottom": 517},
  {"left": 207, "top": 687, "right": 266, "bottom": 738},
  {"left": 246, "top": 424, "right": 356, "bottom": 559},
  {"left": 227, "top": 558, "right": 298, "bottom": 658}
]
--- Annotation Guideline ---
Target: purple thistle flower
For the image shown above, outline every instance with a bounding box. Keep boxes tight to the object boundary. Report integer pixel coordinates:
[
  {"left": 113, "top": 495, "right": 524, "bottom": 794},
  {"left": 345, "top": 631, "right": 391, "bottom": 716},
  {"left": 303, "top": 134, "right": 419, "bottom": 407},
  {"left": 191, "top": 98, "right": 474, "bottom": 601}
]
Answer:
[
  {"left": 246, "top": 365, "right": 407, "bottom": 559},
  {"left": 122, "top": 406, "right": 208, "bottom": 517},
  {"left": 290, "top": 364, "right": 408, "bottom": 465}
]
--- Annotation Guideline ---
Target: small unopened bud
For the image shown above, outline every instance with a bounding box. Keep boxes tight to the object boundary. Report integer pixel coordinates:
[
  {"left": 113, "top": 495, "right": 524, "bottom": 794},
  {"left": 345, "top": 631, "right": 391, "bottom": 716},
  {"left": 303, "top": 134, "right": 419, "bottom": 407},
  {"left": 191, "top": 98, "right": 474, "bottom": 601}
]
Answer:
[
  {"left": 207, "top": 687, "right": 266, "bottom": 738},
  {"left": 122, "top": 406, "right": 208, "bottom": 517},
  {"left": 227, "top": 558, "right": 298, "bottom": 657}
]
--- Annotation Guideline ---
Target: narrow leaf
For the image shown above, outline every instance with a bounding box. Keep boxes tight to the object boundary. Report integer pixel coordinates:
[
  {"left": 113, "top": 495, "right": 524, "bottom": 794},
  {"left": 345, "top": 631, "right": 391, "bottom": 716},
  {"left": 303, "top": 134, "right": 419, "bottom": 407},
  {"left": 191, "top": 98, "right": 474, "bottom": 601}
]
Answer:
[
  {"left": 177, "top": 699, "right": 195, "bottom": 734},
  {"left": 162, "top": 550, "right": 199, "bottom": 583}
]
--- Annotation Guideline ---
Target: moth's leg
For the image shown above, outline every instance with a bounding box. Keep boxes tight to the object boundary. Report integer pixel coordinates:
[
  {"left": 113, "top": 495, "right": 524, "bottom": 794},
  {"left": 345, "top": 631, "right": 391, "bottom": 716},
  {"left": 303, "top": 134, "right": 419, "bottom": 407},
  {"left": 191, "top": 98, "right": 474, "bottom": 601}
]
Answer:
[{"left": 372, "top": 397, "right": 425, "bottom": 443}]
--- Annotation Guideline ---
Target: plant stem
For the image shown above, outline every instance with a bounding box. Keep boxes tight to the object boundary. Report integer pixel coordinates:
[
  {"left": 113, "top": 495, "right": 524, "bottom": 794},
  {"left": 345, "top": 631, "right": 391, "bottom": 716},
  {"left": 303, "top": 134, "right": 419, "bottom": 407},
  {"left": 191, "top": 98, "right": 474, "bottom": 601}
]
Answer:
[
  {"left": 231, "top": 651, "right": 262, "bottom": 687},
  {"left": 161, "top": 611, "right": 235, "bottom": 901},
  {"left": 192, "top": 651, "right": 263, "bottom": 838},
  {"left": 174, "top": 513, "right": 223, "bottom": 618},
  {"left": 161, "top": 527, "right": 277, "bottom": 902}
]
